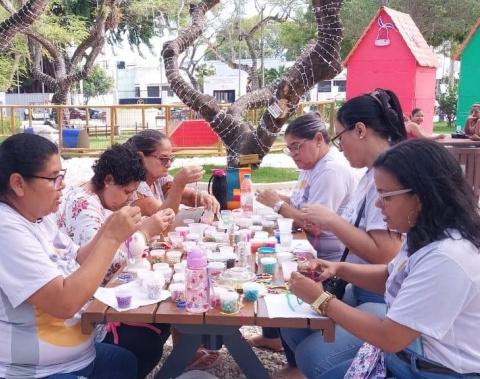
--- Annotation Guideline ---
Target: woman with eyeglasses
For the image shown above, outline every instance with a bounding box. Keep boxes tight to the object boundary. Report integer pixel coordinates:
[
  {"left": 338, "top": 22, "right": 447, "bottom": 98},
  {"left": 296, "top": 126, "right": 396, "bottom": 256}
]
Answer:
[
  {"left": 126, "top": 129, "right": 220, "bottom": 215},
  {"left": 289, "top": 139, "right": 480, "bottom": 378},
  {"left": 280, "top": 89, "right": 407, "bottom": 378},
  {"left": 253, "top": 111, "right": 358, "bottom": 378},
  {"left": 0, "top": 134, "right": 140, "bottom": 378},
  {"left": 56, "top": 144, "right": 174, "bottom": 379}
]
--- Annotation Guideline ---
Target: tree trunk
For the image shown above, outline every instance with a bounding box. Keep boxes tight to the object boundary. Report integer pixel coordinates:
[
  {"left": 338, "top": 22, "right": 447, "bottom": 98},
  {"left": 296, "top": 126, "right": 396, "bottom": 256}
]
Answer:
[{"left": 164, "top": 0, "right": 343, "bottom": 167}]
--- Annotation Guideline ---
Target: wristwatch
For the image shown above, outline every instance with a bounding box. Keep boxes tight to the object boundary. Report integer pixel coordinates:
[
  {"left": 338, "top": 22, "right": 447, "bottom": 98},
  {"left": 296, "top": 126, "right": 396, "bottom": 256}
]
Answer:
[
  {"left": 273, "top": 200, "right": 285, "bottom": 213},
  {"left": 310, "top": 292, "right": 336, "bottom": 316}
]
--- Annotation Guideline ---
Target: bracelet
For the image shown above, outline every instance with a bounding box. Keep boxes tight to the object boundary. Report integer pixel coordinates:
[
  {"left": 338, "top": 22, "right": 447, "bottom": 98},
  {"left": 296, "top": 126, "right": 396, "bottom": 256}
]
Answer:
[{"left": 319, "top": 293, "right": 336, "bottom": 316}]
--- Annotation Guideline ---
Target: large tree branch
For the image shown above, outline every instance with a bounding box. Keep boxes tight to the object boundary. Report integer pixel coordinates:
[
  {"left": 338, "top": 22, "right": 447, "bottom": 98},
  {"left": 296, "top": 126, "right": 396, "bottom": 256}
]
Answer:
[{"left": 0, "top": 0, "right": 49, "bottom": 51}]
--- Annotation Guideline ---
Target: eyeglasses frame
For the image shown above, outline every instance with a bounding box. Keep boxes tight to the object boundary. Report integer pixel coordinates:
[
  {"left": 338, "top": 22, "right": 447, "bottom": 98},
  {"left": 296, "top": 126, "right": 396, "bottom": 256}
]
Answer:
[
  {"left": 377, "top": 188, "right": 413, "bottom": 207},
  {"left": 283, "top": 139, "right": 309, "bottom": 156},
  {"left": 150, "top": 154, "right": 175, "bottom": 166},
  {"left": 25, "top": 169, "right": 67, "bottom": 190}
]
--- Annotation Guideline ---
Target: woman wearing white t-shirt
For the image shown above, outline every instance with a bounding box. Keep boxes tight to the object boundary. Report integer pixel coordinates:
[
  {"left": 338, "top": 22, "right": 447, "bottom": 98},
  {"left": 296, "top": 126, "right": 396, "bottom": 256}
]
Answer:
[
  {"left": 281, "top": 89, "right": 407, "bottom": 377},
  {"left": 0, "top": 134, "right": 140, "bottom": 378},
  {"left": 289, "top": 139, "right": 480, "bottom": 377}
]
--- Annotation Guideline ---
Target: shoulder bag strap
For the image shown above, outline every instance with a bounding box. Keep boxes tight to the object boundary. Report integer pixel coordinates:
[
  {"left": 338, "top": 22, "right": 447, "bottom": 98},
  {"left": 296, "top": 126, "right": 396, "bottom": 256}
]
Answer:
[{"left": 339, "top": 197, "right": 367, "bottom": 262}]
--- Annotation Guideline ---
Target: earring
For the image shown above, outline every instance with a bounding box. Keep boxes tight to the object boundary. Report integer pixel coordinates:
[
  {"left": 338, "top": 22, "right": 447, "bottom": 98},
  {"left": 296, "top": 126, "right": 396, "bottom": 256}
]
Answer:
[{"left": 407, "top": 210, "right": 416, "bottom": 228}]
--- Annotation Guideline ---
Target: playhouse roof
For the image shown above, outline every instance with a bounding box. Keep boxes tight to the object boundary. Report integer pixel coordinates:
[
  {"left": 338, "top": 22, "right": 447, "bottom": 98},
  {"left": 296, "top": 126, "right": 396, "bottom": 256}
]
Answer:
[
  {"left": 343, "top": 7, "right": 439, "bottom": 68},
  {"left": 454, "top": 17, "right": 480, "bottom": 60}
]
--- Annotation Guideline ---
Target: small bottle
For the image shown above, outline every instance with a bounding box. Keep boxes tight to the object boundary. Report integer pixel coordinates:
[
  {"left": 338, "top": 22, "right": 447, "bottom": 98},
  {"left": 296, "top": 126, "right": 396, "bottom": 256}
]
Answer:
[
  {"left": 237, "top": 232, "right": 252, "bottom": 269},
  {"left": 185, "top": 246, "right": 209, "bottom": 313},
  {"left": 456, "top": 124, "right": 462, "bottom": 133},
  {"left": 227, "top": 219, "right": 236, "bottom": 247},
  {"left": 240, "top": 174, "right": 253, "bottom": 217}
]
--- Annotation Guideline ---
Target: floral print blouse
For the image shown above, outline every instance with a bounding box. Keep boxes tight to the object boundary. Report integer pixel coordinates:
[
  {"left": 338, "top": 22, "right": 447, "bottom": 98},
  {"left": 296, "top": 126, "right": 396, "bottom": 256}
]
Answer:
[{"left": 56, "top": 186, "right": 126, "bottom": 286}]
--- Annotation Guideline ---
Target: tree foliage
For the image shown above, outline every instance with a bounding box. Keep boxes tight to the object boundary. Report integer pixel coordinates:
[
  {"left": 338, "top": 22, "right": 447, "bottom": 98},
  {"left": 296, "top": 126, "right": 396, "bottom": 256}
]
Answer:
[{"left": 82, "top": 64, "right": 114, "bottom": 104}]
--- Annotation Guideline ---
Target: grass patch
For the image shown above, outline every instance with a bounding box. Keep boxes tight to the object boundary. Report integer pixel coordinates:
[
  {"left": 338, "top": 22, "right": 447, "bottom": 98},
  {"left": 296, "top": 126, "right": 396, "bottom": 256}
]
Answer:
[
  {"left": 169, "top": 164, "right": 300, "bottom": 183},
  {"left": 433, "top": 121, "right": 455, "bottom": 133}
]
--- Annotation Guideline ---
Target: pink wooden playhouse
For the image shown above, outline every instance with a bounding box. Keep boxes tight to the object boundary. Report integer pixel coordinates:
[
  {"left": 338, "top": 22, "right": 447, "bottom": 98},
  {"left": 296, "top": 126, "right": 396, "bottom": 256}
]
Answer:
[{"left": 343, "top": 7, "right": 439, "bottom": 132}]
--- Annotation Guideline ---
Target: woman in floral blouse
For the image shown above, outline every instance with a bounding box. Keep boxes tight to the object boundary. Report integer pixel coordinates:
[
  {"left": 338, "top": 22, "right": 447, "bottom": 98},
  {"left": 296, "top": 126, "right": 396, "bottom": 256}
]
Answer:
[{"left": 56, "top": 143, "right": 174, "bottom": 379}]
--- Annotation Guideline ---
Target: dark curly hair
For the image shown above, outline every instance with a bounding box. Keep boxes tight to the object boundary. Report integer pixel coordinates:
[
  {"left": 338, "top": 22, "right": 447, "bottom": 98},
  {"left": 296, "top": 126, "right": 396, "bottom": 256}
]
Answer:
[
  {"left": 91, "top": 144, "right": 146, "bottom": 191},
  {"left": 374, "top": 139, "right": 480, "bottom": 255},
  {"left": 337, "top": 88, "right": 406, "bottom": 145},
  {"left": 0, "top": 134, "right": 58, "bottom": 194}
]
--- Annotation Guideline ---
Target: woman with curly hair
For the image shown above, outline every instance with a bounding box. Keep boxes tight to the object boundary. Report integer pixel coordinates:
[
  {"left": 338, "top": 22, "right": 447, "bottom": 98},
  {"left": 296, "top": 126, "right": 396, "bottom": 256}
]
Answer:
[
  {"left": 289, "top": 139, "right": 480, "bottom": 377},
  {"left": 57, "top": 144, "right": 174, "bottom": 379}
]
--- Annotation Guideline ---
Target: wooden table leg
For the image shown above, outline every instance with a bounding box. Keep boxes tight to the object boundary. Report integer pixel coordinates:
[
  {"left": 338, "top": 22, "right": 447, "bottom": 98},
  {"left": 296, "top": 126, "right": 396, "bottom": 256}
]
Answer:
[{"left": 157, "top": 324, "right": 270, "bottom": 379}]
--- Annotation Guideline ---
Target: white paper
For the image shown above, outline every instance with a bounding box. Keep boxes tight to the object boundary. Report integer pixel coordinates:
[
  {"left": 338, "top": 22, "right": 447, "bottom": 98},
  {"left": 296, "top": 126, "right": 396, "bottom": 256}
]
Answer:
[
  {"left": 94, "top": 281, "right": 170, "bottom": 312},
  {"left": 263, "top": 293, "right": 326, "bottom": 319}
]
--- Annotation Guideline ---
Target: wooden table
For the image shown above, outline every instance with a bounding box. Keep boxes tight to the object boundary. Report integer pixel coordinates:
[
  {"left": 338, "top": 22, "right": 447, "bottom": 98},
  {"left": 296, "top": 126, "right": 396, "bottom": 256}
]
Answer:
[
  {"left": 437, "top": 135, "right": 480, "bottom": 148},
  {"left": 81, "top": 214, "right": 334, "bottom": 379}
]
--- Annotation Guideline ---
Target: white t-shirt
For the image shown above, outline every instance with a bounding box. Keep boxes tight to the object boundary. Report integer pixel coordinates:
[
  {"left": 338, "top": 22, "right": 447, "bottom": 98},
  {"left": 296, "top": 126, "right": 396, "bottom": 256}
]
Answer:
[
  {"left": 341, "top": 168, "right": 388, "bottom": 264},
  {"left": 385, "top": 232, "right": 480, "bottom": 373},
  {"left": 290, "top": 149, "right": 358, "bottom": 261},
  {"left": 0, "top": 204, "right": 95, "bottom": 378}
]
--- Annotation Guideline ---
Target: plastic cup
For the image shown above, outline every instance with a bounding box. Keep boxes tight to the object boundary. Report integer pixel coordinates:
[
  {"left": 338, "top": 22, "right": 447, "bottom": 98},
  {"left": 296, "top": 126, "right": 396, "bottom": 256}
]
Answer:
[
  {"left": 145, "top": 276, "right": 164, "bottom": 300},
  {"left": 207, "top": 261, "right": 225, "bottom": 277},
  {"left": 231, "top": 208, "right": 244, "bottom": 220},
  {"left": 168, "top": 232, "right": 183, "bottom": 249},
  {"left": 276, "top": 252, "right": 293, "bottom": 263},
  {"left": 280, "top": 232, "right": 293, "bottom": 248},
  {"left": 155, "top": 266, "right": 172, "bottom": 283},
  {"left": 242, "top": 282, "right": 261, "bottom": 302},
  {"left": 115, "top": 286, "right": 133, "bottom": 309},
  {"left": 175, "top": 226, "right": 190, "bottom": 239},
  {"left": 219, "top": 291, "right": 239, "bottom": 313},
  {"left": 220, "top": 210, "right": 232, "bottom": 224},
  {"left": 169, "top": 282, "right": 186, "bottom": 303},
  {"left": 153, "top": 262, "right": 170, "bottom": 271},
  {"left": 219, "top": 245, "right": 234, "bottom": 255},
  {"left": 237, "top": 217, "right": 252, "bottom": 229},
  {"left": 261, "top": 220, "right": 275, "bottom": 234},
  {"left": 172, "top": 272, "right": 185, "bottom": 283},
  {"left": 281, "top": 261, "right": 298, "bottom": 281},
  {"left": 136, "top": 269, "right": 153, "bottom": 288},
  {"left": 188, "top": 223, "right": 208, "bottom": 238},
  {"left": 185, "top": 233, "right": 200, "bottom": 243},
  {"left": 239, "top": 229, "right": 252, "bottom": 242},
  {"left": 183, "top": 218, "right": 195, "bottom": 225},
  {"left": 166, "top": 250, "right": 182, "bottom": 265},
  {"left": 277, "top": 218, "right": 294, "bottom": 233},
  {"left": 254, "top": 231, "right": 269, "bottom": 240},
  {"left": 260, "top": 257, "right": 277, "bottom": 274},
  {"left": 213, "top": 232, "right": 227, "bottom": 243},
  {"left": 150, "top": 249, "right": 165, "bottom": 264},
  {"left": 174, "top": 262, "right": 185, "bottom": 274}
]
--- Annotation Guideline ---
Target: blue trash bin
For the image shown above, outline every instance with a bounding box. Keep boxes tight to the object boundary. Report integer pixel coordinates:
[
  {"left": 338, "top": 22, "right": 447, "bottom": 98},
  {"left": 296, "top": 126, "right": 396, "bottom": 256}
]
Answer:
[{"left": 62, "top": 128, "right": 81, "bottom": 148}]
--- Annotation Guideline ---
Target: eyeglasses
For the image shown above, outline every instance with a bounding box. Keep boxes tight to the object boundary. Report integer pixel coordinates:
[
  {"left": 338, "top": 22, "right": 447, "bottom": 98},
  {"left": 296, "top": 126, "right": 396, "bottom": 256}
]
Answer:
[
  {"left": 25, "top": 169, "right": 67, "bottom": 190},
  {"left": 151, "top": 155, "right": 175, "bottom": 165},
  {"left": 377, "top": 188, "right": 413, "bottom": 207},
  {"left": 283, "top": 139, "right": 308, "bottom": 156},
  {"left": 331, "top": 128, "right": 352, "bottom": 149}
]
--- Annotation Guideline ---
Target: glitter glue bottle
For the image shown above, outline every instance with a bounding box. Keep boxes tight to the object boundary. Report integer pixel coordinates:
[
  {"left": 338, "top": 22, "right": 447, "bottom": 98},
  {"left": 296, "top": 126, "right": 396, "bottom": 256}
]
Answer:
[{"left": 185, "top": 246, "right": 209, "bottom": 313}]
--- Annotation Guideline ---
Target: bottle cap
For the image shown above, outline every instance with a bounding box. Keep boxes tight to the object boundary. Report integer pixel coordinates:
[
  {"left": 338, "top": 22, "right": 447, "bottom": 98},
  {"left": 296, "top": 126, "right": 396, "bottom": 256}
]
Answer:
[
  {"left": 186, "top": 246, "right": 207, "bottom": 268},
  {"left": 244, "top": 174, "right": 251, "bottom": 179}
]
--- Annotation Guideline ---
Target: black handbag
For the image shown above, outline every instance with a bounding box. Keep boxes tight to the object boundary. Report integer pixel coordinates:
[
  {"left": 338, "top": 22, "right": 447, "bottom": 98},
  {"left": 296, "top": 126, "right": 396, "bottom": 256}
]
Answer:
[{"left": 322, "top": 198, "right": 367, "bottom": 300}]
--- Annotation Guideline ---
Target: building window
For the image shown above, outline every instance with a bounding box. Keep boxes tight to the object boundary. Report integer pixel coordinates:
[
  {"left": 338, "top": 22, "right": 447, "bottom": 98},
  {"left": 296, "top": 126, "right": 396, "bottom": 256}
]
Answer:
[
  {"left": 213, "top": 90, "right": 235, "bottom": 104},
  {"left": 147, "top": 86, "right": 160, "bottom": 97},
  {"left": 317, "top": 81, "right": 332, "bottom": 93},
  {"left": 333, "top": 80, "right": 346, "bottom": 92},
  {"left": 162, "top": 85, "right": 174, "bottom": 97},
  {"left": 135, "top": 86, "right": 140, "bottom": 98}
]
